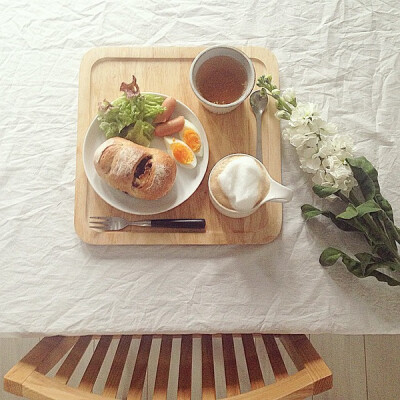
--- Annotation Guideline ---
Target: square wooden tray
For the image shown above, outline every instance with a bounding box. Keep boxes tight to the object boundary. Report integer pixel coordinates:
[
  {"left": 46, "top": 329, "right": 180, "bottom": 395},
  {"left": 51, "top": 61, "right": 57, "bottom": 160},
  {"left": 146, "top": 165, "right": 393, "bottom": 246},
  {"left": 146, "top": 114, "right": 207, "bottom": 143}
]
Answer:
[{"left": 74, "top": 46, "right": 282, "bottom": 244}]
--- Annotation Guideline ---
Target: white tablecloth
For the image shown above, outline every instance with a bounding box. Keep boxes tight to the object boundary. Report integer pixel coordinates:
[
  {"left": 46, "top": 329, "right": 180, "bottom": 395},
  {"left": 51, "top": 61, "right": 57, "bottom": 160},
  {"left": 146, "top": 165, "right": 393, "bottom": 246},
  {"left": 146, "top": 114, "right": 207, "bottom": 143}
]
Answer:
[{"left": 1, "top": 0, "right": 400, "bottom": 337}]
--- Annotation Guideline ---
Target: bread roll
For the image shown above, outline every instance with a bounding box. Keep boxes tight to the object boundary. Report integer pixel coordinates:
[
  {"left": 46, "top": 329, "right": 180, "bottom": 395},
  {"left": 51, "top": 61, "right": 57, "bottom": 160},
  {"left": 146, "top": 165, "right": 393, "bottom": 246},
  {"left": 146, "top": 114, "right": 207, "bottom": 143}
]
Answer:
[{"left": 93, "top": 137, "right": 177, "bottom": 200}]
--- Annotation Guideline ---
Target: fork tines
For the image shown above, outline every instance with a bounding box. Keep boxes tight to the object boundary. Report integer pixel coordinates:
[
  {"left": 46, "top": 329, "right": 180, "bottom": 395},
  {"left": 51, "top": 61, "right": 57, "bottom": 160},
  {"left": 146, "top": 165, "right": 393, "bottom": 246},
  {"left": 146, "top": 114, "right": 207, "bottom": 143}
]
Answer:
[{"left": 88, "top": 216, "right": 109, "bottom": 230}]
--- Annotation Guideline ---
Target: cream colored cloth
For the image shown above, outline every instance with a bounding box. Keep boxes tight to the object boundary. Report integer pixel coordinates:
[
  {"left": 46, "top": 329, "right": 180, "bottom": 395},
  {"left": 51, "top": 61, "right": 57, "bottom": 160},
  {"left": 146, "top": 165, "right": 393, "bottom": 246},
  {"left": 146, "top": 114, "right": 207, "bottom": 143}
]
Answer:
[{"left": 1, "top": 0, "right": 399, "bottom": 336}]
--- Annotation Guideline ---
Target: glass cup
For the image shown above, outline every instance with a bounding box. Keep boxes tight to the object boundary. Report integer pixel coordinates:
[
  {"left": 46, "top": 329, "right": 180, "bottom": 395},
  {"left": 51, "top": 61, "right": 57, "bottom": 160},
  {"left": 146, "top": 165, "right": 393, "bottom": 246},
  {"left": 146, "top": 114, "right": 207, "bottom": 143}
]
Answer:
[
  {"left": 189, "top": 46, "right": 255, "bottom": 114},
  {"left": 208, "top": 154, "right": 293, "bottom": 218}
]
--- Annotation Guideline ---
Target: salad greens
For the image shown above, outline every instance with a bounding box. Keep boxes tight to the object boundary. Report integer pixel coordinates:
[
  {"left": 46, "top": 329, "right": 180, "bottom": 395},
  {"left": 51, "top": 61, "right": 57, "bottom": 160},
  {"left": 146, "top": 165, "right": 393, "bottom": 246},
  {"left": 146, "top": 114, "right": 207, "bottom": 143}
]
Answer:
[
  {"left": 121, "top": 120, "right": 155, "bottom": 147},
  {"left": 97, "top": 76, "right": 165, "bottom": 147}
]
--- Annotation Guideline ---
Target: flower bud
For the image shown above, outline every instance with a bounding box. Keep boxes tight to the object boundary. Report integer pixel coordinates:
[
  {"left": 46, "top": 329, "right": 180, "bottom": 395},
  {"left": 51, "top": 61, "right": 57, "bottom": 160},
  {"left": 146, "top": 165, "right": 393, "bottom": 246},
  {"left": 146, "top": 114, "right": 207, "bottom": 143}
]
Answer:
[
  {"left": 260, "top": 87, "right": 268, "bottom": 97},
  {"left": 275, "top": 110, "right": 290, "bottom": 120}
]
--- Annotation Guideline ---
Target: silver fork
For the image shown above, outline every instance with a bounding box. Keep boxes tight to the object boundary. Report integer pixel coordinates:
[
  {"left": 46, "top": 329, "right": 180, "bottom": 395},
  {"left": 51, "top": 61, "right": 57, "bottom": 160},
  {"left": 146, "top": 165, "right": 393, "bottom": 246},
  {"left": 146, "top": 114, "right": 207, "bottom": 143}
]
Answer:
[{"left": 89, "top": 216, "right": 206, "bottom": 231}]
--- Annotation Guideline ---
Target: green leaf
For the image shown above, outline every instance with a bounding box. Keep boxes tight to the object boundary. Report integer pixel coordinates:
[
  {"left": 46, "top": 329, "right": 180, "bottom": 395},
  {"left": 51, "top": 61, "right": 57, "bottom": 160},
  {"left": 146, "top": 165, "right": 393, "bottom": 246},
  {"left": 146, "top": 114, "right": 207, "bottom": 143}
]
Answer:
[
  {"left": 301, "top": 204, "right": 324, "bottom": 221},
  {"left": 377, "top": 195, "right": 394, "bottom": 221},
  {"left": 367, "top": 261, "right": 400, "bottom": 273},
  {"left": 312, "top": 185, "right": 340, "bottom": 198},
  {"left": 369, "top": 271, "right": 400, "bottom": 286},
  {"left": 97, "top": 91, "right": 164, "bottom": 145},
  {"left": 355, "top": 252, "right": 374, "bottom": 263},
  {"left": 320, "top": 248, "right": 400, "bottom": 286},
  {"left": 355, "top": 252, "right": 374, "bottom": 275},
  {"left": 346, "top": 157, "right": 376, "bottom": 201},
  {"left": 123, "top": 120, "right": 153, "bottom": 147},
  {"left": 381, "top": 212, "right": 400, "bottom": 244},
  {"left": 347, "top": 155, "right": 376, "bottom": 174},
  {"left": 373, "top": 244, "right": 394, "bottom": 261},
  {"left": 341, "top": 254, "right": 365, "bottom": 278},
  {"left": 328, "top": 212, "right": 362, "bottom": 232},
  {"left": 356, "top": 200, "right": 382, "bottom": 217},
  {"left": 337, "top": 204, "right": 358, "bottom": 220},
  {"left": 301, "top": 204, "right": 361, "bottom": 232},
  {"left": 388, "top": 262, "right": 400, "bottom": 272},
  {"left": 347, "top": 157, "right": 395, "bottom": 223},
  {"left": 346, "top": 156, "right": 378, "bottom": 185},
  {"left": 319, "top": 248, "right": 344, "bottom": 266}
]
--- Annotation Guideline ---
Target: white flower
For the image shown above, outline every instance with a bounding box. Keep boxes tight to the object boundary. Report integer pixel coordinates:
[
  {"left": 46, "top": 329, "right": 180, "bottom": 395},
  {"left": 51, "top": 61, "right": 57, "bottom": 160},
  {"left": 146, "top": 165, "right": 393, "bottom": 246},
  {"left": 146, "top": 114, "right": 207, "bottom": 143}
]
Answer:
[
  {"left": 312, "top": 169, "right": 335, "bottom": 186},
  {"left": 283, "top": 124, "right": 314, "bottom": 141},
  {"left": 289, "top": 132, "right": 319, "bottom": 148},
  {"left": 279, "top": 100, "right": 357, "bottom": 194},
  {"left": 318, "top": 121, "right": 338, "bottom": 136},
  {"left": 298, "top": 147, "right": 318, "bottom": 159},
  {"left": 322, "top": 156, "right": 351, "bottom": 179},
  {"left": 315, "top": 138, "right": 335, "bottom": 159},
  {"left": 316, "top": 135, "right": 352, "bottom": 160},
  {"left": 299, "top": 155, "right": 321, "bottom": 173},
  {"left": 331, "top": 134, "right": 353, "bottom": 160},
  {"left": 316, "top": 153, "right": 356, "bottom": 194},
  {"left": 282, "top": 88, "right": 296, "bottom": 102},
  {"left": 289, "top": 102, "right": 320, "bottom": 127}
]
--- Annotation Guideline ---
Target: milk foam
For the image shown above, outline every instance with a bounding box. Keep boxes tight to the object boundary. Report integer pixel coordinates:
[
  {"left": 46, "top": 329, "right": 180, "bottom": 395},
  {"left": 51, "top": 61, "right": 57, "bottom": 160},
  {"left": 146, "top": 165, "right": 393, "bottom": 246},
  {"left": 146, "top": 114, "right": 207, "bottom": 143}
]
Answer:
[{"left": 217, "top": 157, "right": 264, "bottom": 211}]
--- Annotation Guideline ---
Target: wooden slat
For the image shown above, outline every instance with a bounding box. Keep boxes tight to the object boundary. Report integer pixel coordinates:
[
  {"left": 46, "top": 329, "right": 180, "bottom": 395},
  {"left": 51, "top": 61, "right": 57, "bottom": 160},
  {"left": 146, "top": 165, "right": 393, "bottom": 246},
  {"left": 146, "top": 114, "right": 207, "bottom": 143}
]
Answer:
[
  {"left": 36, "top": 336, "right": 79, "bottom": 375},
  {"left": 127, "top": 335, "right": 153, "bottom": 400},
  {"left": 262, "top": 334, "right": 289, "bottom": 381},
  {"left": 102, "top": 335, "right": 133, "bottom": 398},
  {"left": 153, "top": 335, "right": 173, "bottom": 400},
  {"left": 24, "top": 370, "right": 113, "bottom": 400},
  {"left": 201, "top": 334, "right": 216, "bottom": 400},
  {"left": 177, "top": 334, "right": 193, "bottom": 400},
  {"left": 54, "top": 336, "right": 92, "bottom": 384},
  {"left": 79, "top": 335, "right": 112, "bottom": 392},
  {"left": 222, "top": 334, "right": 240, "bottom": 397},
  {"left": 279, "top": 334, "right": 332, "bottom": 395},
  {"left": 241, "top": 334, "right": 264, "bottom": 390},
  {"left": 4, "top": 336, "right": 61, "bottom": 397},
  {"left": 214, "top": 369, "right": 315, "bottom": 400}
]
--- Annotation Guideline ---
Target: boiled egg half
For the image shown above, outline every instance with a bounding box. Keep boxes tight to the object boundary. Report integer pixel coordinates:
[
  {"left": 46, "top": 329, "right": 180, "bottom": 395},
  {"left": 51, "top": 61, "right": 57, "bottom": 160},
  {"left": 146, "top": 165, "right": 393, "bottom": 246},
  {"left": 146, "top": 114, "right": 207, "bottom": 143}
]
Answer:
[
  {"left": 164, "top": 137, "right": 197, "bottom": 169},
  {"left": 179, "top": 119, "right": 203, "bottom": 157}
]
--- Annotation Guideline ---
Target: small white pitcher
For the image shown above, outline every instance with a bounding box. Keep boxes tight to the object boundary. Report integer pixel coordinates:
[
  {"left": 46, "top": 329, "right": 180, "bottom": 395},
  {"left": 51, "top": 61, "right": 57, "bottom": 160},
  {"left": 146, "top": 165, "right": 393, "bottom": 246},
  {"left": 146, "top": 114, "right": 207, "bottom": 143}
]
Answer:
[{"left": 208, "top": 154, "right": 293, "bottom": 218}]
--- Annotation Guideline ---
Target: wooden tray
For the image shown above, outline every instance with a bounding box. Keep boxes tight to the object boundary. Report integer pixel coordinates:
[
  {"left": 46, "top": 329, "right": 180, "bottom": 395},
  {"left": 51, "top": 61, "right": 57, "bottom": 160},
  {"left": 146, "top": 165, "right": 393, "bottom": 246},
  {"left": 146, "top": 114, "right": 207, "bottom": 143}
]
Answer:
[{"left": 75, "top": 46, "right": 282, "bottom": 245}]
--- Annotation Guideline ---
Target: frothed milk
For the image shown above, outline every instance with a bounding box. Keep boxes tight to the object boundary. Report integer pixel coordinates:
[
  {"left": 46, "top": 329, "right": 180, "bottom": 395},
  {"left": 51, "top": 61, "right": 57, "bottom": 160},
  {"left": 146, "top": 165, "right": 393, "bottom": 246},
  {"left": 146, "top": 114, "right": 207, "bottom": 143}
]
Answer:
[{"left": 209, "top": 155, "right": 270, "bottom": 212}]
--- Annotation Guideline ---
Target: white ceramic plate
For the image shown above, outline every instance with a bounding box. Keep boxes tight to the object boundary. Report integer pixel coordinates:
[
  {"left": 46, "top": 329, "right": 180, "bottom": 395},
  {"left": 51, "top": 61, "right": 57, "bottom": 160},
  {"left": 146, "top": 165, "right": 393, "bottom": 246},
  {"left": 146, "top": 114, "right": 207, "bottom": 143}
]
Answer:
[{"left": 83, "top": 93, "right": 209, "bottom": 215}]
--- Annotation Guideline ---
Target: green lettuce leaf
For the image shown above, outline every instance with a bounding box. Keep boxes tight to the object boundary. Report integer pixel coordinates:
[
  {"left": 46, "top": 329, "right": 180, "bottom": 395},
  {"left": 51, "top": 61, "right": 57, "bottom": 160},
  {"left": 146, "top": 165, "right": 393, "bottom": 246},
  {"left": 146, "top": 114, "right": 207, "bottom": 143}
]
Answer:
[{"left": 97, "top": 81, "right": 165, "bottom": 146}]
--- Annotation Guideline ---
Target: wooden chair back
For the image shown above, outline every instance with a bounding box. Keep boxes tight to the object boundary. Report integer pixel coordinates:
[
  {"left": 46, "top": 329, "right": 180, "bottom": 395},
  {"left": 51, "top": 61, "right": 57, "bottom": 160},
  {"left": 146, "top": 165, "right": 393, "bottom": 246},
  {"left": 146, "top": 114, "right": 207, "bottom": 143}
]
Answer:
[{"left": 4, "top": 334, "right": 332, "bottom": 399}]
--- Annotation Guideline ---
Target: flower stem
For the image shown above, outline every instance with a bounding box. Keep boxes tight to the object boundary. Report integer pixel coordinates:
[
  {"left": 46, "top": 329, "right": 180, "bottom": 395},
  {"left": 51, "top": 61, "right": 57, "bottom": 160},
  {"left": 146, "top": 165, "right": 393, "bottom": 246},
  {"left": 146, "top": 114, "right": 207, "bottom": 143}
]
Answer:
[
  {"left": 258, "top": 77, "right": 293, "bottom": 115},
  {"left": 347, "top": 191, "right": 400, "bottom": 262}
]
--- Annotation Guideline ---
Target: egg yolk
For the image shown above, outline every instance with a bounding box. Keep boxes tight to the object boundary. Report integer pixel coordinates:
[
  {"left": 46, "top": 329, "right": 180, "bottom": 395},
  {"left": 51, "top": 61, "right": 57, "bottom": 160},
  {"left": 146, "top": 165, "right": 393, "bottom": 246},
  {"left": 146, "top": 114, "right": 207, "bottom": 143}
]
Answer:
[
  {"left": 171, "top": 142, "right": 194, "bottom": 164},
  {"left": 183, "top": 129, "right": 201, "bottom": 153}
]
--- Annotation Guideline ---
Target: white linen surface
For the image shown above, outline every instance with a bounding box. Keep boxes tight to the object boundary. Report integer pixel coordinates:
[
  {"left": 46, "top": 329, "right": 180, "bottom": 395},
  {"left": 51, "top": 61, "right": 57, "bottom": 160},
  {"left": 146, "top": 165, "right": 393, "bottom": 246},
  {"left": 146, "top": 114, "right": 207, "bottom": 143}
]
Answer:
[{"left": 1, "top": 0, "right": 400, "bottom": 337}]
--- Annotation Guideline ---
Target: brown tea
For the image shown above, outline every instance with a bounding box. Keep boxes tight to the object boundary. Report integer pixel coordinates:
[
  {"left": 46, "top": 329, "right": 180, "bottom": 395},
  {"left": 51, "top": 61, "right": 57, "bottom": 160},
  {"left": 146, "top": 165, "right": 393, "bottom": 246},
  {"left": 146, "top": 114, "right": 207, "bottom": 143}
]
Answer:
[{"left": 196, "top": 55, "right": 247, "bottom": 104}]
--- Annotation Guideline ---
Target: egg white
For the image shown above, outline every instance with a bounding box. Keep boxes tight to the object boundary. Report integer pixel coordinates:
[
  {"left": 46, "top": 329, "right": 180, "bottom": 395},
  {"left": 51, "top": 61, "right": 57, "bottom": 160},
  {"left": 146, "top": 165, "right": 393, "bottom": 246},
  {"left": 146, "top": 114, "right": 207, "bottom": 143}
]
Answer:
[
  {"left": 179, "top": 119, "right": 203, "bottom": 157},
  {"left": 164, "top": 137, "right": 197, "bottom": 169}
]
